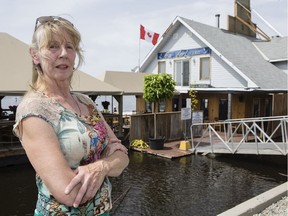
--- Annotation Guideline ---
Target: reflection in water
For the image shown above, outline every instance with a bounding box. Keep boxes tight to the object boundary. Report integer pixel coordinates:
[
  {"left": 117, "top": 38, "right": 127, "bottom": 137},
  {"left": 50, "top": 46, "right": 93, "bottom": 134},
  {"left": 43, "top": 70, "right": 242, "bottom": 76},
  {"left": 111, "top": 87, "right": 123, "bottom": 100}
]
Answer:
[
  {"left": 0, "top": 152, "right": 286, "bottom": 216},
  {"left": 110, "top": 152, "right": 286, "bottom": 216},
  {"left": 0, "top": 163, "right": 36, "bottom": 215}
]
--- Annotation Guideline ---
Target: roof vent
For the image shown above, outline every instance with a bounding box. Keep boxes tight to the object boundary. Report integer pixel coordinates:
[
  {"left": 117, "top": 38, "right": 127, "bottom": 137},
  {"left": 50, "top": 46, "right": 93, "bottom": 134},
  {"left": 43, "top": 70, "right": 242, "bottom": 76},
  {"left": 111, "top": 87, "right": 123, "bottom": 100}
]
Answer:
[{"left": 215, "top": 14, "right": 220, "bottom": 28}]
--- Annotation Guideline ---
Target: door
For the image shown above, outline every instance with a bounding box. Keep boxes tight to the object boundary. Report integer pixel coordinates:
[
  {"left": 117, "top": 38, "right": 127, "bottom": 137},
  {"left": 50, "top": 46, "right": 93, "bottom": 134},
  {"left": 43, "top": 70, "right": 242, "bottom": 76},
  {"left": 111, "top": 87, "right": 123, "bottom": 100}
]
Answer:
[{"left": 219, "top": 99, "right": 228, "bottom": 120}]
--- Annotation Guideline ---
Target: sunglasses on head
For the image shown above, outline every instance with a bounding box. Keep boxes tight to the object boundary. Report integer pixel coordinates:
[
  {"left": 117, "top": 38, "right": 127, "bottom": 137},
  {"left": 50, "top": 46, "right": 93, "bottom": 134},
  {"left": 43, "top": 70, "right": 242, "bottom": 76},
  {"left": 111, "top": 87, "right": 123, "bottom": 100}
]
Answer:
[{"left": 34, "top": 16, "right": 74, "bottom": 32}]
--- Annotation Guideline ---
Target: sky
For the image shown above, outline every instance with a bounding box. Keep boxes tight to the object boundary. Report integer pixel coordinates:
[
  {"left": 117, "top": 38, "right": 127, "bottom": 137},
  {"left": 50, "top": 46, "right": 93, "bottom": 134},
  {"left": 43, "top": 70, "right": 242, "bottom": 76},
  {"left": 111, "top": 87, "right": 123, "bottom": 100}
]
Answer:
[{"left": 1, "top": 0, "right": 287, "bottom": 79}]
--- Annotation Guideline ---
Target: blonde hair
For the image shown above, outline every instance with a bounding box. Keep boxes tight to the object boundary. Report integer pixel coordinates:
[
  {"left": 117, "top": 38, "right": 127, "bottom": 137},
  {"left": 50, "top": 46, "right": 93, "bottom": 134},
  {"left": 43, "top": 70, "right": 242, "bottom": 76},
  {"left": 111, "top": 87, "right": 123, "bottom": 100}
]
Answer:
[{"left": 30, "top": 18, "right": 84, "bottom": 91}]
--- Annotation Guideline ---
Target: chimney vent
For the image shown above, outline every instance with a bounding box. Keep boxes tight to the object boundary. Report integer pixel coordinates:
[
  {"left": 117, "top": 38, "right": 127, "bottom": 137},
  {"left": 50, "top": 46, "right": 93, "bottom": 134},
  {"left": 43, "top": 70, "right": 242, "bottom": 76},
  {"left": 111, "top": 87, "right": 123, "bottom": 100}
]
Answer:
[{"left": 215, "top": 14, "right": 220, "bottom": 28}]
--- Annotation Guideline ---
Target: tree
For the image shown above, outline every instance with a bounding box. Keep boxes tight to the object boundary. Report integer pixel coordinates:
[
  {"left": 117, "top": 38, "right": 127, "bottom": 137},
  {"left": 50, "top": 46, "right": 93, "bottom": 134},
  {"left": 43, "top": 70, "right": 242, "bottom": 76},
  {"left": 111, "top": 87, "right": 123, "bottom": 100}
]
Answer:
[{"left": 143, "top": 73, "right": 176, "bottom": 138}]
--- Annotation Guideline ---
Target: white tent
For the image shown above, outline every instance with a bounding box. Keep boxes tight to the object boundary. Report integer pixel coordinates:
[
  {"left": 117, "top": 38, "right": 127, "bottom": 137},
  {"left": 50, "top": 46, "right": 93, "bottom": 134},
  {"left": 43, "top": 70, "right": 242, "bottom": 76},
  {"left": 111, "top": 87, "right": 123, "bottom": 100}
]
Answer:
[
  {"left": 0, "top": 32, "right": 125, "bottom": 136},
  {"left": 0, "top": 32, "right": 123, "bottom": 96}
]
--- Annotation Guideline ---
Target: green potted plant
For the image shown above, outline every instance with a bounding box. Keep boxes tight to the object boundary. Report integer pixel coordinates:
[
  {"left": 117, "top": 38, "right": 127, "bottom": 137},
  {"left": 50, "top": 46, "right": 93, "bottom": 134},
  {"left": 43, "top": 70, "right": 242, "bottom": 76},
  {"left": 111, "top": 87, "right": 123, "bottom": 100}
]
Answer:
[{"left": 143, "top": 73, "right": 176, "bottom": 149}]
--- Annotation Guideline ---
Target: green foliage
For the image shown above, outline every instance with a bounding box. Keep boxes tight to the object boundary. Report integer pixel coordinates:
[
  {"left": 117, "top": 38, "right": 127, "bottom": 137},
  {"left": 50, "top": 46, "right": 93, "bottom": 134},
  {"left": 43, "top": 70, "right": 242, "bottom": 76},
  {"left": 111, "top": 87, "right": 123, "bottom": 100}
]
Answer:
[
  {"left": 130, "top": 139, "right": 149, "bottom": 149},
  {"left": 189, "top": 88, "right": 198, "bottom": 111},
  {"left": 143, "top": 73, "right": 176, "bottom": 103}
]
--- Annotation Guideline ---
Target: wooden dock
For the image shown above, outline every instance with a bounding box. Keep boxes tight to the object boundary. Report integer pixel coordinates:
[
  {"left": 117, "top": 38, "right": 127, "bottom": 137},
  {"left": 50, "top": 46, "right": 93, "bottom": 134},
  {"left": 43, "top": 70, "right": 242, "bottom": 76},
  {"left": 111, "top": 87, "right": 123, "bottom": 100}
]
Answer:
[
  {"left": 130, "top": 140, "right": 193, "bottom": 159},
  {"left": 0, "top": 147, "right": 28, "bottom": 167},
  {"left": 193, "top": 142, "right": 288, "bottom": 156},
  {"left": 130, "top": 133, "right": 287, "bottom": 158}
]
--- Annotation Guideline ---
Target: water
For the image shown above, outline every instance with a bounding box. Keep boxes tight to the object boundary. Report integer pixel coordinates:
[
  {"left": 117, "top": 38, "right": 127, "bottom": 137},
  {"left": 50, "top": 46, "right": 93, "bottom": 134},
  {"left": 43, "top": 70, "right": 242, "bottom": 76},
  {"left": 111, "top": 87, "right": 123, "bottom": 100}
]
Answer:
[
  {"left": 1, "top": 96, "right": 22, "bottom": 109},
  {"left": 110, "top": 152, "right": 287, "bottom": 215},
  {"left": 1, "top": 151, "right": 286, "bottom": 216},
  {"left": 0, "top": 162, "right": 36, "bottom": 215}
]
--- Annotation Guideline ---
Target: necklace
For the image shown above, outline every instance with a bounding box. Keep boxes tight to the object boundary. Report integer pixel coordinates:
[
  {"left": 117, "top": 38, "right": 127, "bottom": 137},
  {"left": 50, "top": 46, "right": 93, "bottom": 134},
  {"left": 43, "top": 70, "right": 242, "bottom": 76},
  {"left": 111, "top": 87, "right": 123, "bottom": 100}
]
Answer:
[
  {"left": 36, "top": 90, "right": 82, "bottom": 116},
  {"left": 72, "top": 95, "right": 82, "bottom": 116}
]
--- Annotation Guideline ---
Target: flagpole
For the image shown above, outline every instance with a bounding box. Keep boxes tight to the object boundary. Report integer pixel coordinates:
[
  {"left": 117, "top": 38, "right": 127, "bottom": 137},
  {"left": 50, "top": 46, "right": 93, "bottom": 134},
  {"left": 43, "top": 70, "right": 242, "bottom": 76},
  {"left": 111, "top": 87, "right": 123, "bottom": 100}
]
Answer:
[
  {"left": 138, "top": 25, "right": 141, "bottom": 72},
  {"left": 138, "top": 24, "right": 160, "bottom": 72}
]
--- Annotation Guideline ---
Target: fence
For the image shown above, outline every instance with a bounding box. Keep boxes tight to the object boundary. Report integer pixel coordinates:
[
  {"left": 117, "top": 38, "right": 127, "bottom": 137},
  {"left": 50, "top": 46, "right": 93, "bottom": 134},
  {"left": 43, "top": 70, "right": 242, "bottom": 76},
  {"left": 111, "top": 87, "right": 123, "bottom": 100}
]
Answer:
[
  {"left": 130, "top": 112, "right": 190, "bottom": 142},
  {"left": 190, "top": 116, "right": 288, "bottom": 155}
]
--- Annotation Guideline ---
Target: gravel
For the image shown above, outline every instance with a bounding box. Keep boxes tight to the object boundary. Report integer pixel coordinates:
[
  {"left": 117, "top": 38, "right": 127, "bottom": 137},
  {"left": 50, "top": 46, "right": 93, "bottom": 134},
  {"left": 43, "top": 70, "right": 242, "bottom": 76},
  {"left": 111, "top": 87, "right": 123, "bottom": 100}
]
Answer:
[{"left": 253, "top": 196, "right": 288, "bottom": 216}]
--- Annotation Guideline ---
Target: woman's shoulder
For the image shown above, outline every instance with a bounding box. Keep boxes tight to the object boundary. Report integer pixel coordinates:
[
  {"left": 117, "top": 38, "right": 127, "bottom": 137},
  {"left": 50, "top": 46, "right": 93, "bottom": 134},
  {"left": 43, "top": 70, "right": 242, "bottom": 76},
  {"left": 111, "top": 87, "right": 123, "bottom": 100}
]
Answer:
[
  {"left": 16, "top": 91, "right": 62, "bottom": 122},
  {"left": 73, "top": 92, "right": 96, "bottom": 107},
  {"left": 19, "top": 91, "right": 56, "bottom": 109}
]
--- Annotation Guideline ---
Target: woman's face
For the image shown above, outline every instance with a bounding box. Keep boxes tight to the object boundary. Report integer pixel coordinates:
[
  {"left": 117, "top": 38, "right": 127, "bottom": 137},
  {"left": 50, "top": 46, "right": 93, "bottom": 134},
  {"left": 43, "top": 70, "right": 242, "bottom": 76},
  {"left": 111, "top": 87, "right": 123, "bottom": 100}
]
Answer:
[{"left": 33, "top": 32, "right": 76, "bottom": 83}]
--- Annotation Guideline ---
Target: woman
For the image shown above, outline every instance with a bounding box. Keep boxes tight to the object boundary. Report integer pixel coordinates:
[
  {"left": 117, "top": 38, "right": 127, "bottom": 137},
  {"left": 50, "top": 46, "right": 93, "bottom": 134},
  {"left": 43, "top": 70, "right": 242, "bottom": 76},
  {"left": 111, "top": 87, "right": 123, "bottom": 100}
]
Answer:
[{"left": 13, "top": 16, "right": 129, "bottom": 215}]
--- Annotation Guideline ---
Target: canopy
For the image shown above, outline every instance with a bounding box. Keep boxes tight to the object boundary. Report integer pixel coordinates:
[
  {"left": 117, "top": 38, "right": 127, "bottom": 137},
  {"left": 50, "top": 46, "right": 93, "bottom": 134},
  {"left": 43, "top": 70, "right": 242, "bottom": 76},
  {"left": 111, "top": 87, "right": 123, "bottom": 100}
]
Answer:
[
  {"left": 0, "top": 32, "right": 122, "bottom": 96},
  {"left": 98, "top": 70, "right": 148, "bottom": 95}
]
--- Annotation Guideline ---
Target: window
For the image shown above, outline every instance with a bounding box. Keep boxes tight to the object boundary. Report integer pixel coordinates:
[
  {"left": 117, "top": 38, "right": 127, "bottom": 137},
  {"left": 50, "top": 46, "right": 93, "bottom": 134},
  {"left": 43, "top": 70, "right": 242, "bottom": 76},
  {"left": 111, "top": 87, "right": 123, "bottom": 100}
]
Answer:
[
  {"left": 200, "top": 57, "right": 210, "bottom": 80},
  {"left": 158, "top": 100, "right": 165, "bottom": 112},
  {"left": 264, "top": 98, "right": 272, "bottom": 117},
  {"left": 253, "top": 98, "right": 260, "bottom": 117},
  {"left": 158, "top": 61, "right": 166, "bottom": 74},
  {"left": 200, "top": 98, "right": 209, "bottom": 120},
  {"left": 174, "top": 60, "right": 190, "bottom": 86},
  {"left": 145, "top": 101, "right": 152, "bottom": 113}
]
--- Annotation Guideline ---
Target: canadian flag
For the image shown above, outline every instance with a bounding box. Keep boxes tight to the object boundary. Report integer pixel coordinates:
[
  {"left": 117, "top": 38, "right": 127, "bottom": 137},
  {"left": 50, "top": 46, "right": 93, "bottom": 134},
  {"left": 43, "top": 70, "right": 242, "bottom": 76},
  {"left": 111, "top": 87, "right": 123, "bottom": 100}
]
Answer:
[{"left": 140, "top": 24, "right": 160, "bottom": 45}]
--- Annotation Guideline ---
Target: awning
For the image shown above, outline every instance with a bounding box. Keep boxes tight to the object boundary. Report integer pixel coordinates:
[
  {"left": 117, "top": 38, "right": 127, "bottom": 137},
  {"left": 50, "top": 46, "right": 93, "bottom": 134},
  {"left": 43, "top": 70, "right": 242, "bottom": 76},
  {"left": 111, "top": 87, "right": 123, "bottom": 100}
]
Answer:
[
  {"left": 97, "top": 70, "right": 148, "bottom": 95},
  {"left": 0, "top": 32, "right": 122, "bottom": 96}
]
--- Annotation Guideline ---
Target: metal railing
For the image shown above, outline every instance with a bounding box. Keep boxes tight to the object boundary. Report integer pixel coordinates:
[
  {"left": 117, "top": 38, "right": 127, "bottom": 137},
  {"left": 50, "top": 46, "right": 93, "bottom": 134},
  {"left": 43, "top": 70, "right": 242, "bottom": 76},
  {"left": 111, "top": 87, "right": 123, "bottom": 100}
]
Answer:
[{"left": 190, "top": 116, "right": 288, "bottom": 155}]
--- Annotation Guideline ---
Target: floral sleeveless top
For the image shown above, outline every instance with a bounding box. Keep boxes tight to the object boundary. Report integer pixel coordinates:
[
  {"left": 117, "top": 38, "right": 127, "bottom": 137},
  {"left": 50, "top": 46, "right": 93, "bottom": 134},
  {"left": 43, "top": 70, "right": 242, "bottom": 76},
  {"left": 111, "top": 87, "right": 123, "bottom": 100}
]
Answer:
[{"left": 13, "top": 91, "right": 112, "bottom": 216}]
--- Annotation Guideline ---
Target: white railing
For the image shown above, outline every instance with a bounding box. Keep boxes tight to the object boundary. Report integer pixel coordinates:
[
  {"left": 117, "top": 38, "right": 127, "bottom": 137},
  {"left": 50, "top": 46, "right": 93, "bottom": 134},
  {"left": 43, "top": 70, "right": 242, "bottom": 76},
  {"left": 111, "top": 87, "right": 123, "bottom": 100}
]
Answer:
[{"left": 190, "top": 116, "right": 288, "bottom": 155}]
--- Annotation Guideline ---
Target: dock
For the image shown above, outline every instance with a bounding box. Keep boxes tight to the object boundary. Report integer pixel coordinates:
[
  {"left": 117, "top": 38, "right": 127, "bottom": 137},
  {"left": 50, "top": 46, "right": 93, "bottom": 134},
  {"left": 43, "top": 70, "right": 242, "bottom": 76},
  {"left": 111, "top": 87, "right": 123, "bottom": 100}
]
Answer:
[
  {"left": 190, "top": 131, "right": 287, "bottom": 156},
  {"left": 131, "top": 116, "right": 288, "bottom": 158},
  {"left": 130, "top": 140, "right": 193, "bottom": 159},
  {"left": 192, "top": 142, "right": 288, "bottom": 156},
  {"left": 191, "top": 116, "right": 288, "bottom": 156}
]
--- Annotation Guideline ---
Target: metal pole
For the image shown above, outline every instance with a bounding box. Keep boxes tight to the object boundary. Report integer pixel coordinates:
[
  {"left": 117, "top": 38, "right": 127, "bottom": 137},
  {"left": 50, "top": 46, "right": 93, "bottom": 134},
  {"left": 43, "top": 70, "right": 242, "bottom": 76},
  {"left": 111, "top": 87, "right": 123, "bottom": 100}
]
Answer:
[
  {"left": 228, "top": 93, "right": 232, "bottom": 120},
  {"left": 185, "top": 119, "right": 187, "bottom": 140},
  {"left": 252, "top": 9, "right": 283, "bottom": 37},
  {"left": 215, "top": 14, "right": 220, "bottom": 28}
]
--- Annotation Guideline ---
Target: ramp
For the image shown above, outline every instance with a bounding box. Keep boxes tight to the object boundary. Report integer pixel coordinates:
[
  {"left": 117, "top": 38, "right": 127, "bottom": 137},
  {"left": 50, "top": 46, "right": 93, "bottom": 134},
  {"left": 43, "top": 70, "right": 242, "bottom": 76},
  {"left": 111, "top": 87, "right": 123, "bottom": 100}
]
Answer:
[{"left": 190, "top": 116, "right": 288, "bottom": 156}]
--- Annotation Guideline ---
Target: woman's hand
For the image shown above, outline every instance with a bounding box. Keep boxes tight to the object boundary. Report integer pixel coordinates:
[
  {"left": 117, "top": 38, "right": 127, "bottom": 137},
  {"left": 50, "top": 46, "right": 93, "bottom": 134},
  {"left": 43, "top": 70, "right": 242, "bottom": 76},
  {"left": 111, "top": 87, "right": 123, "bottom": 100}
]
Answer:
[
  {"left": 64, "top": 161, "right": 107, "bottom": 208},
  {"left": 64, "top": 138, "right": 128, "bottom": 207}
]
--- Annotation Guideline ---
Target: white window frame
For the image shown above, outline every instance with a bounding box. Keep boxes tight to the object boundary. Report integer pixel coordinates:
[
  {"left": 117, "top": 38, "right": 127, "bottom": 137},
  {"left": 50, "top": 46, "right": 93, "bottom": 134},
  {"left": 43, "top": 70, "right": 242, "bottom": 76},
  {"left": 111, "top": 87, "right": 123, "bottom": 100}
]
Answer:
[
  {"left": 199, "top": 57, "right": 210, "bottom": 80},
  {"left": 174, "top": 59, "right": 190, "bottom": 86},
  {"left": 158, "top": 61, "right": 166, "bottom": 74}
]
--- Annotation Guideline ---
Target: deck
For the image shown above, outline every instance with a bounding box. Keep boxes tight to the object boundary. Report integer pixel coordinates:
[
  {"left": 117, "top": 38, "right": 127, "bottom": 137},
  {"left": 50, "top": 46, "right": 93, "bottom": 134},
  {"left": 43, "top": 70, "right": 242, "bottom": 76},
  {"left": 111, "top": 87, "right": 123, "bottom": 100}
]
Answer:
[
  {"left": 130, "top": 140, "right": 193, "bottom": 159},
  {"left": 190, "top": 116, "right": 288, "bottom": 156},
  {"left": 192, "top": 142, "right": 288, "bottom": 155},
  {"left": 131, "top": 116, "right": 288, "bottom": 159}
]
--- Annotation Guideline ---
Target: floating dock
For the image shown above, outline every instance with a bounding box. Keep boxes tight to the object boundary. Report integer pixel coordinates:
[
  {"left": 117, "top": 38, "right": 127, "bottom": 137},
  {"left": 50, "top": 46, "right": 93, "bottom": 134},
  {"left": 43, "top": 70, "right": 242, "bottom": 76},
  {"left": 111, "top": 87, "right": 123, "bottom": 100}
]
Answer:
[{"left": 130, "top": 140, "right": 193, "bottom": 159}]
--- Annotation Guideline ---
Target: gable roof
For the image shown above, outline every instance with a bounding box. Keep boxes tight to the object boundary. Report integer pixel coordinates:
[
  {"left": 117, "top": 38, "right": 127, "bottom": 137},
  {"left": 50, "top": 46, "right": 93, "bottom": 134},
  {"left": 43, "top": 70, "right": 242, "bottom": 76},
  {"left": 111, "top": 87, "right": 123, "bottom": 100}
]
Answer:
[
  {"left": 72, "top": 70, "right": 123, "bottom": 95},
  {"left": 0, "top": 32, "right": 122, "bottom": 96},
  {"left": 253, "top": 36, "right": 288, "bottom": 62},
  {"left": 140, "top": 16, "right": 287, "bottom": 91},
  {"left": 97, "top": 70, "right": 148, "bottom": 95}
]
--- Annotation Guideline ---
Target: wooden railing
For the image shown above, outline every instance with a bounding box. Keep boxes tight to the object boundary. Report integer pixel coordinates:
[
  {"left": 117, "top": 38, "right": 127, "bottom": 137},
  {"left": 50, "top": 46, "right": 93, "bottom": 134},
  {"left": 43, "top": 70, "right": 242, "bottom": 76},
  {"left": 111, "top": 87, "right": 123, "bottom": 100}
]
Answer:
[
  {"left": 130, "top": 112, "right": 190, "bottom": 142},
  {"left": 0, "top": 120, "right": 21, "bottom": 149}
]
